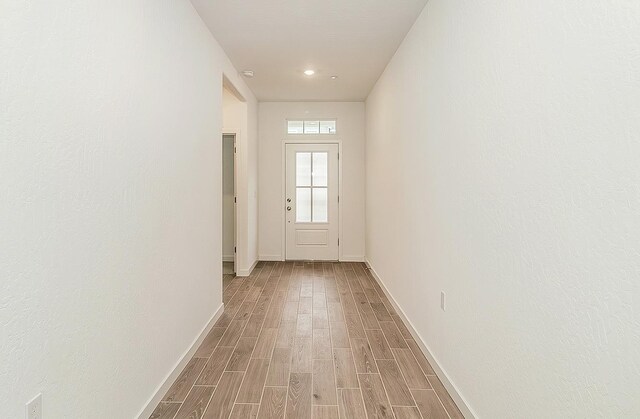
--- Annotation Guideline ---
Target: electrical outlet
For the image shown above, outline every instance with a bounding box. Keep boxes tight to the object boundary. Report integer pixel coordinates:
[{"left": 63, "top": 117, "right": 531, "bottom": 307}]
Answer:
[
  {"left": 441, "top": 291, "right": 446, "bottom": 311},
  {"left": 26, "top": 394, "right": 42, "bottom": 419}
]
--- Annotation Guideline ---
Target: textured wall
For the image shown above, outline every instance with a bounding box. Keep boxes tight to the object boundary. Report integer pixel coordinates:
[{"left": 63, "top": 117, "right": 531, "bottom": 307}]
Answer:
[
  {"left": 0, "top": 1, "right": 255, "bottom": 417},
  {"left": 366, "top": 0, "right": 640, "bottom": 417}
]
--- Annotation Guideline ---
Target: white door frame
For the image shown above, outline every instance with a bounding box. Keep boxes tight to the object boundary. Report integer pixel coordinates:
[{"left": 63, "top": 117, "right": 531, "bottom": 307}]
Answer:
[
  {"left": 223, "top": 129, "right": 239, "bottom": 273},
  {"left": 281, "top": 139, "right": 343, "bottom": 261}
]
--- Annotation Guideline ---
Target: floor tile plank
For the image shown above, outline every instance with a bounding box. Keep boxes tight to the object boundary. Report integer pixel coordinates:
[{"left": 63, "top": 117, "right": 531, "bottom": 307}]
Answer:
[
  {"left": 313, "top": 359, "right": 338, "bottom": 405},
  {"left": 327, "top": 302, "right": 344, "bottom": 323},
  {"left": 229, "top": 403, "right": 260, "bottom": 419},
  {"left": 194, "top": 327, "right": 226, "bottom": 358},
  {"left": 313, "top": 292, "right": 327, "bottom": 308},
  {"left": 344, "top": 314, "right": 366, "bottom": 339},
  {"left": 299, "top": 297, "right": 313, "bottom": 314},
  {"left": 291, "top": 338, "right": 313, "bottom": 373},
  {"left": 365, "top": 330, "right": 394, "bottom": 360},
  {"left": 149, "top": 402, "right": 180, "bottom": 419},
  {"left": 296, "top": 313, "right": 313, "bottom": 338},
  {"left": 370, "top": 302, "right": 393, "bottom": 322},
  {"left": 266, "top": 347, "right": 291, "bottom": 386},
  {"left": 235, "top": 300, "right": 258, "bottom": 321},
  {"left": 237, "top": 358, "right": 271, "bottom": 403},
  {"left": 174, "top": 385, "right": 215, "bottom": 419},
  {"left": 329, "top": 322, "right": 350, "bottom": 348},
  {"left": 333, "top": 348, "right": 359, "bottom": 389},
  {"left": 392, "top": 406, "right": 422, "bottom": 419},
  {"left": 313, "top": 328, "right": 332, "bottom": 359},
  {"left": 392, "top": 348, "right": 431, "bottom": 389},
  {"left": 252, "top": 295, "right": 273, "bottom": 317},
  {"left": 313, "top": 405, "right": 340, "bottom": 419},
  {"left": 286, "top": 372, "right": 312, "bottom": 419},
  {"left": 219, "top": 320, "right": 248, "bottom": 347},
  {"left": 379, "top": 321, "right": 408, "bottom": 349},
  {"left": 275, "top": 321, "right": 296, "bottom": 348},
  {"left": 243, "top": 315, "right": 266, "bottom": 338},
  {"left": 283, "top": 301, "right": 299, "bottom": 322},
  {"left": 411, "top": 389, "right": 449, "bottom": 419},
  {"left": 392, "top": 314, "right": 413, "bottom": 339},
  {"left": 377, "top": 360, "right": 415, "bottom": 406},
  {"left": 196, "top": 346, "right": 234, "bottom": 385},
  {"left": 313, "top": 307, "right": 330, "bottom": 329},
  {"left": 203, "top": 372, "right": 244, "bottom": 419},
  {"left": 257, "top": 386, "right": 287, "bottom": 419},
  {"left": 338, "top": 389, "right": 366, "bottom": 419},
  {"left": 226, "top": 337, "right": 257, "bottom": 372},
  {"left": 350, "top": 338, "right": 378, "bottom": 374},
  {"left": 358, "top": 374, "right": 394, "bottom": 419},
  {"left": 253, "top": 328, "right": 278, "bottom": 358}
]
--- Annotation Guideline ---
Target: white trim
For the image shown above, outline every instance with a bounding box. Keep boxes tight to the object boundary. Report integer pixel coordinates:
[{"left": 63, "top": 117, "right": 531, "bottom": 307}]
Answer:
[
  {"left": 222, "top": 255, "right": 235, "bottom": 262},
  {"left": 236, "top": 258, "right": 258, "bottom": 277},
  {"left": 136, "top": 303, "right": 225, "bottom": 419},
  {"left": 259, "top": 255, "right": 285, "bottom": 262},
  {"left": 259, "top": 255, "right": 364, "bottom": 262},
  {"left": 340, "top": 255, "right": 365, "bottom": 262},
  {"left": 281, "top": 139, "right": 343, "bottom": 261},
  {"left": 364, "top": 259, "right": 477, "bottom": 419},
  {"left": 222, "top": 129, "right": 239, "bottom": 274}
]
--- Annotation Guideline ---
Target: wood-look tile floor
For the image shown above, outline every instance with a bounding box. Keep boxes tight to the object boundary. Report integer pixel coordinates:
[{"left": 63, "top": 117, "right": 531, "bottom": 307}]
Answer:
[{"left": 150, "top": 262, "right": 464, "bottom": 419}]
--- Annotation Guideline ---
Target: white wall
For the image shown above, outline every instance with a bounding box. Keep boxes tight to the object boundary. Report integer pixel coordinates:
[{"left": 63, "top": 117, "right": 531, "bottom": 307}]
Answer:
[
  {"left": 258, "top": 102, "right": 366, "bottom": 261},
  {"left": 222, "top": 134, "right": 235, "bottom": 261},
  {"left": 0, "top": 1, "right": 257, "bottom": 417},
  {"left": 366, "top": 1, "right": 640, "bottom": 417}
]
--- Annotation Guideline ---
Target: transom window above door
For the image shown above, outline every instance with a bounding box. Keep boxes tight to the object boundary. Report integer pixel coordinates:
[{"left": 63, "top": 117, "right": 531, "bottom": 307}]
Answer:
[
  {"left": 296, "top": 152, "right": 328, "bottom": 223},
  {"left": 287, "top": 120, "right": 336, "bottom": 134}
]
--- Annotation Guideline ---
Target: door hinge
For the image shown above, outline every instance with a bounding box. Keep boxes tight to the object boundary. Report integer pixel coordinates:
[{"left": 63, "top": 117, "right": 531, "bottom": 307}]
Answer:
[
  {"left": 338, "top": 195, "right": 340, "bottom": 203},
  {"left": 234, "top": 197, "right": 237, "bottom": 203},
  {"left": 234, "top": 147, "right": 237, "bottom": 153},
  {"left": 338, "top": 238, "right": 340, "bottom": 246},
  {"left": 234, "top": 246, "right": 236, "bottom": 253}
]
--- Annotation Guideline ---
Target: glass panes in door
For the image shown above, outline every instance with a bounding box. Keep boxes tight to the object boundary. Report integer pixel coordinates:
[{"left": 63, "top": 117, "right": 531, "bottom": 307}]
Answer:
[{"left": 296, "top": 151, "right": 329, "bottom": 223}]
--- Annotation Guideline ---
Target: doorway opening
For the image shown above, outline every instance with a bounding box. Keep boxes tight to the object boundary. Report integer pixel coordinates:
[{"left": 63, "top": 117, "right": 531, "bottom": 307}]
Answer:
[
  {"left": 221, "top": 77, "right": 246, "bottom": 282},
  {"left": 222, "top": 133, "right": 236, "bottom": 279}
]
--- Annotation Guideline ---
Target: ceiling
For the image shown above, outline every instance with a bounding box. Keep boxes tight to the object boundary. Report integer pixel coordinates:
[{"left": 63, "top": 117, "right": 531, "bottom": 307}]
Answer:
[{"left": 191, "top": 0, "right": 429, "bottom": 102}]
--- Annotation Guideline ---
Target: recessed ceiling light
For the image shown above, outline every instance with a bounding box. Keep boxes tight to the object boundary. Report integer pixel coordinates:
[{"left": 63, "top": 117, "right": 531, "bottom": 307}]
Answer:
[
  {"left": 331, "top": 75, "right": 338, "bottom": 80},
  {"left": 241, "top": 70, "right": 254, "bottom": 78},
  {"left": 304, "top": 69, "right": 315, "bottom": 76}
]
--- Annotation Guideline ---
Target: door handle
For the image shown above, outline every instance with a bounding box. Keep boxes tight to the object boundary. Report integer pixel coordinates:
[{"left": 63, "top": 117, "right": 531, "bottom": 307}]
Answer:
[{"left": 287, "top": 206, "right": 292, "bottom": 211}]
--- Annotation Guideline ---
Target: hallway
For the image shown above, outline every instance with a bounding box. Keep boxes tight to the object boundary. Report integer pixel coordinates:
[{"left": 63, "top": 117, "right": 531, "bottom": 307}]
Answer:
[
  {"left": 151, "top": 262, "right": 462, "bottom": 419},
  {"left": 3, "top": 1, "right": 639, "bottom": 417}
]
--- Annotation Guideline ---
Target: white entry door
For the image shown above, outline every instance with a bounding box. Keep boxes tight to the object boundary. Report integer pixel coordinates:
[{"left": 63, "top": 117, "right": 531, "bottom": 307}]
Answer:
[{"left": 285, "top": 143, "right": 339, "bottom": 260}]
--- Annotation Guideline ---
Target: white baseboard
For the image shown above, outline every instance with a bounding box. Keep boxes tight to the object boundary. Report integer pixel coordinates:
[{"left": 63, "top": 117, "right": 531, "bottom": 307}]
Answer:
[
  {"left": 340, "top": 255, "right": 365, "bottom": 262},
  {"left": 222, "top": 255, "right": 234, "bottom": 262},
  {"left": 136, "top": 303, "right": 224, "bottom": 419},
  {"left": 364, "top": 259, "right": 476, "bottom": 419},
  {"left": 258, "top": 254, "right": 284, "bottom": 262},
  {"left": 237, "top": 258, "right": 259, "bottom": 277}
]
